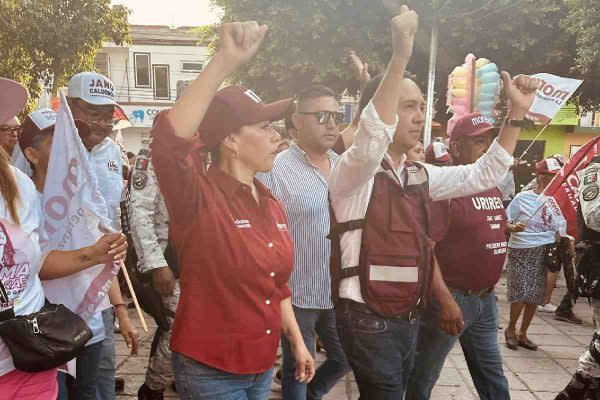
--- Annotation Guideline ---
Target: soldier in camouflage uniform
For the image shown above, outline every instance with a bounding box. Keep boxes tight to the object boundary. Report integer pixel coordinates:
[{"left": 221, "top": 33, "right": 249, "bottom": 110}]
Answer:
[
  {"left": 128, "top": 143, "right": 180, "bottom": 400},
  {"left": 556, "top": 157, "right": 600, "bottom": 400}
]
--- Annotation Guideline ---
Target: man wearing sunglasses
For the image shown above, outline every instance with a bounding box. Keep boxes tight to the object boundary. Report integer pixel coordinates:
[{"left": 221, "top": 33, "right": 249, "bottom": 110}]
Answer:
[
  {"left": 53, "top": 71, "right": 139, "bottom": 400},
  {"left": 258, "top": 85, "right": 351, "bottom": 400},
  {"left": 0, "top": 116, "right": 20, "bottom": 156}
]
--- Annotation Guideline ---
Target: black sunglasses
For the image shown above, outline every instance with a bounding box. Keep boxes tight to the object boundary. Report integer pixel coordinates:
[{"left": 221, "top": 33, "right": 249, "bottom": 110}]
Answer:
[{"left": 298, "top": 111, "right": 345, "bottom": 125}]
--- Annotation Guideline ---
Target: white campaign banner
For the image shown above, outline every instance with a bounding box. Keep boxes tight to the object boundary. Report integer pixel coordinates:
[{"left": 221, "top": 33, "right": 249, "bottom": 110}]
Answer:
[
  {"left": 40, "top": 93, "right": 118, "bottom": 321},
  {"left": 527, "top": 73, "right": 583, "bottom": 124}
]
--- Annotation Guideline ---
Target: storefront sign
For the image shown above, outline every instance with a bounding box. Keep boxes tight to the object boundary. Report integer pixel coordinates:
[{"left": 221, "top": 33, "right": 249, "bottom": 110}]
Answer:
[{"left": 120, "top": 105, "right": 171, "bottom": 128}]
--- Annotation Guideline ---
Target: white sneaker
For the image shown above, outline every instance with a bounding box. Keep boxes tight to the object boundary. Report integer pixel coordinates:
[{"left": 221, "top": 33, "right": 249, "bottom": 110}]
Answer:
[{"left": 537, "top": 303, "right": 557, "bottom": 313}]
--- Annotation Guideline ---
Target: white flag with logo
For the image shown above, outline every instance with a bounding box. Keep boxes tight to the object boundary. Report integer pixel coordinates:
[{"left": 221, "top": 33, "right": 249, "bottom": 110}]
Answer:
[
  {"left": 526, "top": 73, "right": 583, "bottom": 124},
  {"left": 40, "top": 92, "right": 118, "bottom": 321}
]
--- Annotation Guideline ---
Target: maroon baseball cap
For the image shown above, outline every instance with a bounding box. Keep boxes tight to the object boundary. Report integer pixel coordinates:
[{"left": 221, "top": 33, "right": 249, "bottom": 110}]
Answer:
[
  {"left": 425, "top": 141, "right": 452, "bottom": 164},
  {"left": 199, "top": 86, "right": 293, "bottom": 149},
  {"left": 448, "top": 112, "right": 494, "bottom": 142},
  {"left": 0, "top": 78, "right": 28, "bottom": 123},
  {"left": 535, "top": 157, "right": 562, "bottom": 175}
]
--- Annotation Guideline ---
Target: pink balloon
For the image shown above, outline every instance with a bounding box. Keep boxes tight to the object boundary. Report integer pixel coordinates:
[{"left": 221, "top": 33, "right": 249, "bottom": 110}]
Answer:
[{"left": 464, "top": 54, "right": 476, "bottom": 114}]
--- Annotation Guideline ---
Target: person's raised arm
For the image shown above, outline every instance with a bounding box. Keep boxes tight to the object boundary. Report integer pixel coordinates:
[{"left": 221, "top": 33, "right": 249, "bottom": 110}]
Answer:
[
  {"left": 495, "top": 73, "right": 540, "bottom": 155},
  {"left": 168, "top": 22, "right": 268, "bottom": 139},
  {"left": 329, "top": 6, "right": 417, "bottom": 198},
  {"left": 372, "top": 5, "right": 417, "bottom": 125},
  {"left": 426, "top": 75, "right": 539, "bottom": 201}
]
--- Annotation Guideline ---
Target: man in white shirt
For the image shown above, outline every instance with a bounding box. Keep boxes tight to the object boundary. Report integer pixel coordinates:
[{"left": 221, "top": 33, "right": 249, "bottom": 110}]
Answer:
[
  {"left": 62, "top": 71, "right": 139, "bottom": 400},
  {"left": 258, "top": 85, "right": 351, "bottom": 400},
  {"left": 328, "top": 5, "right": 539, "bottom": 398}
]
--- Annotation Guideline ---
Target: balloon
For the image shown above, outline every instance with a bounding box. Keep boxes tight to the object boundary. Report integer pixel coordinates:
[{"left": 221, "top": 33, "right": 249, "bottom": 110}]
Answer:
[
  {"left": 451, "top": 88, "right": 467, "bottom": 97},
  {"left": 452, "top": 66, "right": 468, "bottom": 77},
  {"left": 447, "top": 54, "right": 500, "bottom": 121},
  {"left": 473, "top": 58, "right": 500, "bottom": 118},
  {"left": 477, "top": 63, "right": 498, "bottom": 75},
  {"left": 475, "top": 58, "right": 490, "bottom": 68},
  {"left": 465, "top": 54, "right": 476, "bottom": 113}
]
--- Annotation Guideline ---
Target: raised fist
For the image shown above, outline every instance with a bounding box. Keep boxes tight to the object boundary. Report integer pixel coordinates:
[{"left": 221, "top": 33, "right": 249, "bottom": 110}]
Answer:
[
  {"left": 501, "top": 72, "right": 540, "bottom": 114},
  {"left": 391, "top": 5, "right": 418, "bottom": 63},
  {"left": 218, "top": 21, "right": 268, "bottom": 68}
]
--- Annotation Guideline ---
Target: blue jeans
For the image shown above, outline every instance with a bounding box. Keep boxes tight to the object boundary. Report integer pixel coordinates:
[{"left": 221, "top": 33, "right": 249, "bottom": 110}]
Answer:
[
  {"left": 335, "top": 304, "right": 419, "bottom": 399},
  {"left": 96, "top": 308, "right": 116, "bottom": 400},
  {"left": 281, "top": 306, "right": 351, "bottom": 400},
  {"left": 172, "top": 352, "right": 273, "bottom": 400},
  {"left": 64, "top": 340, "right": 104, "bottom": 399},
  {"left": 406, "top": 291, "right": 509, "bottom": 400}
]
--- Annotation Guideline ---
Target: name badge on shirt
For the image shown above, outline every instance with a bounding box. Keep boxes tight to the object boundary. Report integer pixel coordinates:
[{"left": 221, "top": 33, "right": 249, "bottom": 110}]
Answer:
[
  {"left": 107, "top": 161, "right": 119, "bottom": 173},
  {"left": 234, "top": 219, "right": 252, "bottom": 229}
]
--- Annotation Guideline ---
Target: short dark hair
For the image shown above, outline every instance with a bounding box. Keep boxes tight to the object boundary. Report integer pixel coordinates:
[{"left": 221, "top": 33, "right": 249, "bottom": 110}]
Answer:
[
  {"left": 356, "top": 70, "right": 416, "bottom": 118},
  {"left": 296, "top": 85, "right": 337, "bottom": 109},
  {"left": 284, "top": 116, "right": 295, "bottom": 132},
  {"left": 127, "top": 151, "right": 135, "bottom": 159}
]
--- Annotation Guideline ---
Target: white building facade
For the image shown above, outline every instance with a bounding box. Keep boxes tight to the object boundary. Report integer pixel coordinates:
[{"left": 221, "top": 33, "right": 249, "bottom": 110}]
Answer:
[{"left": 95, "top": 25, "right": 210, "bottom": 153}]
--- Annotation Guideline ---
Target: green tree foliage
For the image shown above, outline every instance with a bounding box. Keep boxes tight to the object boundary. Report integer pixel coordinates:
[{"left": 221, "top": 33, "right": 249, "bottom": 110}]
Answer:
[
  {"left": 562, "top": 0, "right": 600, "bottom": 110},
  {"left": 0, "top": 0, "right": 130, "bottom": 101},
  {"left": 208, "top": 0, "right": 598, "bottom": 117}
]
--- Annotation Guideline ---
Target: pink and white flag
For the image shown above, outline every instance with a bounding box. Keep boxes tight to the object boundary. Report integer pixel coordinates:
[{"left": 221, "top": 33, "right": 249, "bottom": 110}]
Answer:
[
  {"left": 39, "top": 93, "right": 118, "bottom": 321},
  {"left": 527, "top": 73, "right": 583, "bottom": 124}
]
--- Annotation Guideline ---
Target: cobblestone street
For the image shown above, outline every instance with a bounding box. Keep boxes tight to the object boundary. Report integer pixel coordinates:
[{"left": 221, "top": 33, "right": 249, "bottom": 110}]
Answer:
[{"left": 116, "top": 275, "right": 594, "bottom": 399}]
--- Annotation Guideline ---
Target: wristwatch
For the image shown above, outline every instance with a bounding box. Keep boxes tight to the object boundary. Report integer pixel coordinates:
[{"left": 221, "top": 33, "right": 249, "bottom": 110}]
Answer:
[{"left": 506, "top": 117, "right": 534, "bottom": 129}]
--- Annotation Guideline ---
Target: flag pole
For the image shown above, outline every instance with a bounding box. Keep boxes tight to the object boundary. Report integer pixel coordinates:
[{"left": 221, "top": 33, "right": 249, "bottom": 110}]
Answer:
[
  {"left": 119, "top": 260, "right": 148, "bottom": 332},
  {"left": 519, "top": 124, "right": 550, "bottom": 160}
]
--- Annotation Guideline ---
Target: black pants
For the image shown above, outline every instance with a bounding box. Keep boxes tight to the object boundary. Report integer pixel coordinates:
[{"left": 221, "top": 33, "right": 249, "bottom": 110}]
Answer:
[{"left": 557, "top": 290, "right": 575, "bottom": 313}]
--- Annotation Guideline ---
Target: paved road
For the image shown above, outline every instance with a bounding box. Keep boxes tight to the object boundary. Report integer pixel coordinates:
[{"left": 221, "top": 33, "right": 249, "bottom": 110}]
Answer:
[{"left": 115, "top": 275, "right": 593, "bottom": 399}]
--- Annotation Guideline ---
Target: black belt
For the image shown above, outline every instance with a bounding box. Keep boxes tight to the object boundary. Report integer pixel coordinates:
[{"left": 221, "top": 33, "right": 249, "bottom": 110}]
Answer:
[
  {"left": 335, "top": 298, "right": 414, "bottom": 321},
  {"left": 448, "top": 286, "right": 494, "bottom": 297}
]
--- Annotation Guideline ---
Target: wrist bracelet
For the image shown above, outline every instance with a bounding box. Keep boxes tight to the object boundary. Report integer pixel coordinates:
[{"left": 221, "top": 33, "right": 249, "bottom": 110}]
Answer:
[{"left": 113, "top": 303, "right": 126, "bottom": 312}]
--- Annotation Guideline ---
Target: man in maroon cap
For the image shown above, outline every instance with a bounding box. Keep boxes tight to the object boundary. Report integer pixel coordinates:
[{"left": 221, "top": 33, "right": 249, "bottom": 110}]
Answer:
[{"left": 406, "top": 112, "right": 511, "bottom": 400}]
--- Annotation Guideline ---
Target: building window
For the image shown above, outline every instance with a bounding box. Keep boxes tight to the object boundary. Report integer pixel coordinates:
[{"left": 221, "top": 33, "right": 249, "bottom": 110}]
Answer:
[
  {"left": 94, "top": 53, "right": 109, "bottom": 77},
  {"left": 181, "top": 61, "right": 204, "bottom": 72},
  {"left": 134, "top": 53, "right": 151, "bottom": 87},
  {"left": 153, "top": 64, "right": 170, "bottom": 100}
]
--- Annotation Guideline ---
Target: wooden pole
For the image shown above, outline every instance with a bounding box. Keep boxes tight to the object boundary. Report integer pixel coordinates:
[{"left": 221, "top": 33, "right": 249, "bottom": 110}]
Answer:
[{"left": 119, "top": 260, "right": 148, "bottom": 332}]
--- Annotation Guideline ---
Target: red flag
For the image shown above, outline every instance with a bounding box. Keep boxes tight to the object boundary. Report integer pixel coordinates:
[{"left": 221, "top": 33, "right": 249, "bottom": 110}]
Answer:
[{"left": 541, "top": 136, "right": 600, "bottom": 239}]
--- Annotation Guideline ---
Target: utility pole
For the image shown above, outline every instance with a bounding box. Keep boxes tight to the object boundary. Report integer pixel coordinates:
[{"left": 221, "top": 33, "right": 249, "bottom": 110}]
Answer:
[{"left": 423, "top": 19, "right": 439, "bottom": 146}]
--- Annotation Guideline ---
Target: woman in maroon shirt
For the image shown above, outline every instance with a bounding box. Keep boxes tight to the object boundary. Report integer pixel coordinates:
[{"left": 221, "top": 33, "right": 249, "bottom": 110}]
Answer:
[{"left": 150, "top": 21, "right": 315, "bottom": 399}]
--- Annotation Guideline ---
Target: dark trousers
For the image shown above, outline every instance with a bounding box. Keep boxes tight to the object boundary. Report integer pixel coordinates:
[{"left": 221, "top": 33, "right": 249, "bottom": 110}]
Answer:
[
  {"left": 335, "top": 304, "right": 419, "bottom": 399},
  {"left": 63, "top": 341, "right": 104, "bottom": 400},
  {"left": 557, "top": 289, "right": 576, "bottom": 313}
]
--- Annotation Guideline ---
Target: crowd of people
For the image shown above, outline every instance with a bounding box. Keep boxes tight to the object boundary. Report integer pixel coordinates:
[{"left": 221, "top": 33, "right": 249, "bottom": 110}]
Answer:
[{"left": 1, "top": 4, "right": 600, "bottom": 400}]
